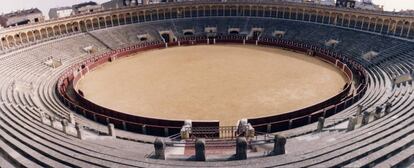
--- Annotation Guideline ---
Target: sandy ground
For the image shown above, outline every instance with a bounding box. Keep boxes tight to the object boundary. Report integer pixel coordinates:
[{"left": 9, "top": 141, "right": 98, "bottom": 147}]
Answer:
[{"left": 77, "top": 45, "right": 347, "bottom": 126}]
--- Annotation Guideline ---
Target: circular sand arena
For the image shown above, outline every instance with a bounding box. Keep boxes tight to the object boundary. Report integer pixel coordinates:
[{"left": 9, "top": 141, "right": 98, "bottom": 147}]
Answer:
[{"left": 76, "top": 45, "right": 347, "bottom": 126}]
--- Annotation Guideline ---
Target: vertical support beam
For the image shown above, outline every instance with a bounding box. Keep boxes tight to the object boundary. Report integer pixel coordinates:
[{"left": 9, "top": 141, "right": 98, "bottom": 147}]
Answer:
[
  {"left": 65, "top": 25, "right": 69, "bottom": 34},
  {"left": 49, "top": 116, "right": 55, "bottom": 128},
  {"left": 361, "top": 17, "right": 365, "bottom": 30},
  {"left": 400, "top": 23, "right": 405, "bottom": 37},
  {"left": 117, "top": 15, "right": 120, "bottom": 25},
  {"left": 69, "top": 113, "right": 75, "bottom": 125},
  {"left": 5, "top": 37, "right": 10, "bottom": 48},
  {"left": 61, "top": 120, "right": 68, "bottom": 134},
  {"left": 302, "top": 9, "right": 305, "bottom": 21},
  {"left": 108, "top": 123, "right": 116, "bottom": 137},
  {"left": 317, "top": 117, "right": 325, "bottom": 132},
  {"left": 75, "top": 123, "right": 84, "bottom": 140}
]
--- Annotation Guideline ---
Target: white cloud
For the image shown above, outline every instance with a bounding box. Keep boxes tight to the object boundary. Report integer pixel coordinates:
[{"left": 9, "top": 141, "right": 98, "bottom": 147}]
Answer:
[{"left": 371, "top": 0, "right": 414, "bottom": 11}]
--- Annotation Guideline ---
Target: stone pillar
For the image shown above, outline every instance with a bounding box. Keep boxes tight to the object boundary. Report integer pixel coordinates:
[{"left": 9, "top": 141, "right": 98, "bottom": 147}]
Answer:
[
  {"left": 236, "top": 137, "right": 248, "bottom": 160},
  {"left": 272, "top": 134, "right": 286, "bottom": 155},
  {"left": 243, "top": 39, "right": 246, "bottom": 45},
  {"left": 39, "top": 111, "right": 46, "bottom": 124},
  {"left": 69, "top": 113, "right": 75, "bottom": 125},
  {"left": 213, "top": 38, "right": 216, "bottom": 44},
  {"left": 317, "top": 117, "right": 325, "bottom": 132},
  {"left": 61, "top": 120, "right": 68, "bottom": 134},
  {"left": 374, "top": 106, "right": 382, "bottom": 120},
  {"left": 347, "top": 116, "right": 356, "bottom": 132},
  {"left": 49, "top": 116, "right": 55, "bottom": 128},
  {"left": 108, "top": 123, "right": 115, "bottom": 137},
  {"left": 361, "top": 112, "right": 370, "bottom": 126},
  {"left": 207, "top": 38, "right": 210, "bottom": 44},
  {"left": 195, "top": 139, "right": 206, "bottom": 161},
  {"left": 356, "top": 105, "right": 363, "bottom": 116},
  {"left": 384, "top": 102, "right": 392, "bottom": 115},
  {"left": 154, "top": 138, "right": 166, "bottom": 160},
  {"left": 75, "top": 123, "right": 84, "bottom": 140}
]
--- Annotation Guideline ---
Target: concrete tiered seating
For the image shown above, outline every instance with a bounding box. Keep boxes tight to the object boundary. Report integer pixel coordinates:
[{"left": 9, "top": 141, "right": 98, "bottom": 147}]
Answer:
[{"left": 0, "top": 17, "right": 413, "bottom": 167}]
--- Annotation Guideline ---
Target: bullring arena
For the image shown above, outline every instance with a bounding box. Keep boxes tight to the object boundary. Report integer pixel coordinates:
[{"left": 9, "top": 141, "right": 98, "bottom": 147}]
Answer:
[
  {"left": 77, "top": 45, "right": 347, "bottom": 125},
  {"left": 0, "top": 0, "right": 414, "bottom": 167}
]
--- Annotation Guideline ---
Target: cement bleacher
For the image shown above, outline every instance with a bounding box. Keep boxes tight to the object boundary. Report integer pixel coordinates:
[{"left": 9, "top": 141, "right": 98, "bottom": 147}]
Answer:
[{"left": 0, "top": 17, "right": 412, "bottom": 167}]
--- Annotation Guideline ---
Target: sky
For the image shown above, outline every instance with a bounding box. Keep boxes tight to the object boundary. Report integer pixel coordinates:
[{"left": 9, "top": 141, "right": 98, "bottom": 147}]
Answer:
[{"left": 0, "top": 0, "right": 413, "bottom": 17}]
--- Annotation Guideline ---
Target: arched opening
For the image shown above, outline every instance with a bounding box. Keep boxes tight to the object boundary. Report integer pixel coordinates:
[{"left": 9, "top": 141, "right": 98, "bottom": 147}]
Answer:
[
  {"left": 368, "top": 18, "right": 376, "bottom": 31},
  {"left": 229, "top": 30, "right": 239, "bottom": 35},
  {"left": 66, "top": 23, "right": 73, "bottom": 33},
  {"left": 409, "top": 23, "right": 414, "bottom": 39},
  {"left": 20, "top": 33, "right": 28, "bottom": 43},
  {"left": 60, "top": 24, "right": 66, "bottom": 34},
  {"left": 53, "top": 26, "right": 61, "bottom": 36},
  {"left": 112, "top": 15, "right": 119, "bottom": 26},
  {"left": 389, "top": 20, "right": 397, "bottom": 35},
  {"left": 131, "top": 12, "right": 139, "bottom": 23},
  {"left": 7, "top": 36, "right": 15, "bottom": 47},
  {"left": 99, "top": 17, "right": 106, "bottom": 28},
  {"left": 40, "top": 28, "right": 47, "bottom": 39},
  {"left": 343, "top": 14, "right": 350, "bottom": 26},
  {"left": 119, "top": 14, "right": 126, "bottom": 25},
  {"left": 350, "top": 15, "right": 357, "bottom": 28},
  {"left": 140, "top": 37, "right": 148, "bottom": 41},
  {"left": 92, "top": 18, "right": 99, "bottom": 29},
  {"left": 183, "top": 31, "right": 194, "bottom": 36},
  {"left": 79, "top": 21, "right": 87, "bottom": 32},
  {"left": 32, "top": 30, "right": 40, "bottom": 41},
  {"left": 27, "top": 31, "right": 35, "bottom": 42},
  {"left": 14, "top": 34, "right": 21, "bottom": 45},
  {"left": 252, "top": 31, "right": 262, "bottom": 40},
  {"left": 86, "top": 20, "right": 93, "bottom": 31},
  {"left": 161, "top": 33, "right": 170, "bottom": 42},
  {"left": 125, "top": 13, "right": 132, "bottom": 24},
  {"left": 375, "top": 19, "right": 383, "bottom": 33},
  {"left": 1, "top": 37, "right": 6, "bottom": 48},
  {"left": 105, "top": 16, "right": 112, "bottom": 27},
  {"left": 46, "top": 27, "right": 54, "bottom": 37}
]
